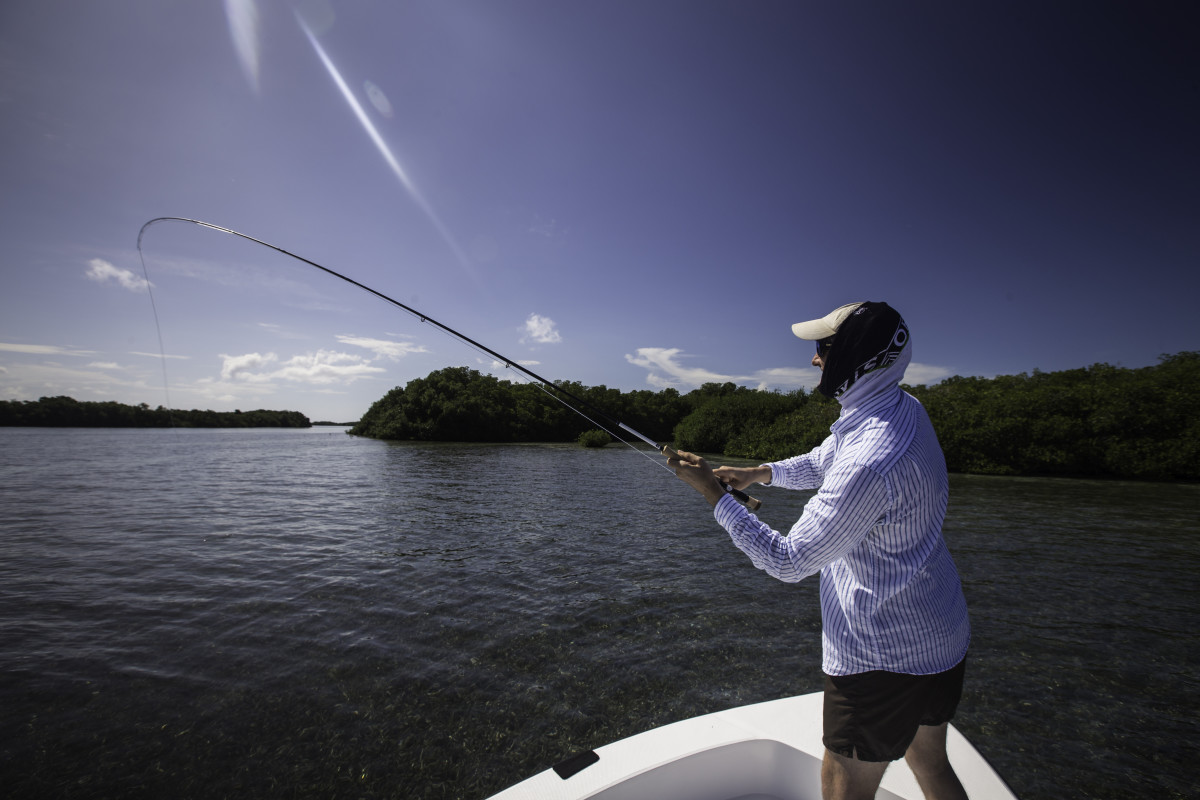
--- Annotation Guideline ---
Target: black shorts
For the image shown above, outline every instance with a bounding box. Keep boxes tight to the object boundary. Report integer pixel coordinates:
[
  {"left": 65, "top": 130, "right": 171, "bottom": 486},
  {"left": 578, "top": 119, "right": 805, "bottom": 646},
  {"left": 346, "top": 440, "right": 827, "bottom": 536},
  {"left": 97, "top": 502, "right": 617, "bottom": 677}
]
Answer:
[{"left": 822, "top": 656, "right": 966, "bottom": 763}]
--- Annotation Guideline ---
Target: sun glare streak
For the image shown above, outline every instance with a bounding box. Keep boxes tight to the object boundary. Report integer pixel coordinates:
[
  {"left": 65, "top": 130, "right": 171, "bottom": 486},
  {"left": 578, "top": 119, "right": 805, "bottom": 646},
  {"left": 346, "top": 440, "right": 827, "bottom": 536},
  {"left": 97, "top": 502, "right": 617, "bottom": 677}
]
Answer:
[
  {"left": 295, "top": 14, "right": 474, "bottom": 278},
  {"left": 225, "top": 0, "right": 261, "bottom": 93}
]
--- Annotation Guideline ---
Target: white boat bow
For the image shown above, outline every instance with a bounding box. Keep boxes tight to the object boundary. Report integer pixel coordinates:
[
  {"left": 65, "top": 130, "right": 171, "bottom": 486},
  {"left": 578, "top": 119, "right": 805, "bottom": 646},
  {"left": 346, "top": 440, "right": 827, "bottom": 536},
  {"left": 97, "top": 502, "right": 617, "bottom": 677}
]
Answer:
[{"left": 484, "top": 692, "right": 1016, "bottom": 800}]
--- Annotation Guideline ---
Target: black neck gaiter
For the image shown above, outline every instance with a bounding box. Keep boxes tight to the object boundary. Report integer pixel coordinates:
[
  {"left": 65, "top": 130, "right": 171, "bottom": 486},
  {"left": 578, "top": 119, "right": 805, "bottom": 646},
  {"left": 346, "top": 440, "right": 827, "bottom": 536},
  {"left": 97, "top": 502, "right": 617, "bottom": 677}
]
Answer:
[{"left": 818, "top": 301, "right": 910, "bottom": 399}]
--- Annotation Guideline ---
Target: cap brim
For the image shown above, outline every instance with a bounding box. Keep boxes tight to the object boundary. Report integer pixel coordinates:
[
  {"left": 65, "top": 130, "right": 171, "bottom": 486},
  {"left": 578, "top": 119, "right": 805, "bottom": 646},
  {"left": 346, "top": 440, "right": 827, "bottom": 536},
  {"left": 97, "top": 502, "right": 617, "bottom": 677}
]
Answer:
[
  {"left": 791, "top": 319, "right": 838, "bottom": 340},
  {"left": 791, "top": 302, "right": 867, "bottom": 340}
]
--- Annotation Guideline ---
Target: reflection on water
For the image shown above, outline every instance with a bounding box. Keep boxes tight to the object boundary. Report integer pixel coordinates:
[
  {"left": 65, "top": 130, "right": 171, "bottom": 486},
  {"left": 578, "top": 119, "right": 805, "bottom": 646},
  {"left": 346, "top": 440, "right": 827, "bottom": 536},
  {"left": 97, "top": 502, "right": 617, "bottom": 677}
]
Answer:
[{"left": 0, "top": 428, "right": 1196, "bottom": 798}]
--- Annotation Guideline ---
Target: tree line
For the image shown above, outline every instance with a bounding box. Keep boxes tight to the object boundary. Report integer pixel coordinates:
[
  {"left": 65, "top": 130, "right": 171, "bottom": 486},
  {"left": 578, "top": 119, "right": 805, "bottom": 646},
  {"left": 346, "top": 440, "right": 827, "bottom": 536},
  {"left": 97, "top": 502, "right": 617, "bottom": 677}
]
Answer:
[
  {"left": 349, "top": 366, "right": 689, "bottom": 445},
  {"left": 0, "top": 396, "right": 311, "bottom": 428},
  {"left": 350, "top": 353, "right": 1199, "bottom": 481}
]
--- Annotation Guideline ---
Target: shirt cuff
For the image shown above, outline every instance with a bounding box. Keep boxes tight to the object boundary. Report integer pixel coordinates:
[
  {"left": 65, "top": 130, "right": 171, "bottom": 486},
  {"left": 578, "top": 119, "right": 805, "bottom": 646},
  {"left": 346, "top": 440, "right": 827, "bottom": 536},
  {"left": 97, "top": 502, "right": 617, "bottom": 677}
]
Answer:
[
  {"left": 713, "top": 492, "right": 745, "bottom": 530},
  {"left": 769, "top": 462, "right": 787, "bottom": 487}
]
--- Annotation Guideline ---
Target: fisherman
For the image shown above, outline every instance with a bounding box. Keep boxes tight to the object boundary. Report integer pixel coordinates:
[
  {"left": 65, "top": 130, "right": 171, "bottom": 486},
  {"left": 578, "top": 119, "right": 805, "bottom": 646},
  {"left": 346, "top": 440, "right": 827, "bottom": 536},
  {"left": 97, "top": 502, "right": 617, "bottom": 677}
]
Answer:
[{"left": 669, "top": 302, "right": 971, "bottom": 800}]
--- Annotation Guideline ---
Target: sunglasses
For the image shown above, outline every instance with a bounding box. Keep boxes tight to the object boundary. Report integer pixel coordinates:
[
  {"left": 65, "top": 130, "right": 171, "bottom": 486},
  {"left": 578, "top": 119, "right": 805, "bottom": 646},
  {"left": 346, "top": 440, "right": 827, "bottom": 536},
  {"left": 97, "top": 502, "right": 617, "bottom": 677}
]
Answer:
[{"left": 815, "top": 336, "right": 835, "bottom": 359}]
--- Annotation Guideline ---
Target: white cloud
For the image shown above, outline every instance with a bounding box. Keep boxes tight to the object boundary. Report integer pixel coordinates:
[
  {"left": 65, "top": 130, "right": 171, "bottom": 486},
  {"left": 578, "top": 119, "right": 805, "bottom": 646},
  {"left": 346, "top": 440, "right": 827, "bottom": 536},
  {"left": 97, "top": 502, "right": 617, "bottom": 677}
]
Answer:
[
  {"left": 0, "top": 342, "right": 96, "bottom": 357},
  {"left": 218, "top": 349, "right": 384, "bottom": 385},
  {"left": 625, "top": 348, "right": 734, "bottom": 389},
  {"left": 901, "top": 362, "right": 954, "bottom": 386},
  {"left": 129, "top": 351, "right": 190, "bottom": 360},
  {"left": 335, "top": 334, "right": 428, "bottom": 360},
  {"left": 85, "top": 258, "right": 151, "bottom": 292},
  {"left": 522, "top": 313, "right": 562, "bottom": 344},
  {"left": 87, "top": 362, "right": 122, "bottom": 370},
  {"left": 273, "top": 350, "right": 383, "bottom": 384},
  {"left": 0, "top": 360, "right": 154, "bottom": 399},
  {"left": 489, "top": 359, "right": 540, "bottom": 370},
  {"left": 626, "top": 347, "right": 952, "bottom": 392},
  {"left": 749, "top": 366, "right": 820, "bottom": 392},
  {"left": 220, "top": 352, "right": 278, "bottom": 382},
  {"left": 486, "top": 358, "right": 542, "bottom": 382}
]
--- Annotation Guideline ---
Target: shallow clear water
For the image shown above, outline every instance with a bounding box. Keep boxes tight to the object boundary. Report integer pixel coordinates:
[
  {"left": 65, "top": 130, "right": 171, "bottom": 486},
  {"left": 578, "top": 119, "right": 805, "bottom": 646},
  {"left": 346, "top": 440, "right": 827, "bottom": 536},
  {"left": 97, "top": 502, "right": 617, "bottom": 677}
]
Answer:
[{"left": 1, "top": 428, "right": 1196, "bottom": 798}]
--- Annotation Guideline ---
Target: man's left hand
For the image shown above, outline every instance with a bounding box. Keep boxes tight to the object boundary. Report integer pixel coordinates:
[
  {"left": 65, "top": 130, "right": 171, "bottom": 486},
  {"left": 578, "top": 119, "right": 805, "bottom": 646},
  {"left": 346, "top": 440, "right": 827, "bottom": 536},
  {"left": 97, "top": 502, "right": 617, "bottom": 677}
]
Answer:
[{"left": 667, "top": 449, "right": 727, "bottom": 507}]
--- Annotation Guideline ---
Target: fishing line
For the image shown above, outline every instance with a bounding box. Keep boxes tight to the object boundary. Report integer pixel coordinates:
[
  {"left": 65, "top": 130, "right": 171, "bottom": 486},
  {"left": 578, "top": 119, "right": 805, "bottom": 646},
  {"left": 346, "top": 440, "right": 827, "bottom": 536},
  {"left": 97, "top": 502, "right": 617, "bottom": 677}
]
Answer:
[
  {"left": 137, "top": 240, "right": 178, "bottom": 430},
  {"left": 136, "top": 217, "right": 759, "bottom": 508}
]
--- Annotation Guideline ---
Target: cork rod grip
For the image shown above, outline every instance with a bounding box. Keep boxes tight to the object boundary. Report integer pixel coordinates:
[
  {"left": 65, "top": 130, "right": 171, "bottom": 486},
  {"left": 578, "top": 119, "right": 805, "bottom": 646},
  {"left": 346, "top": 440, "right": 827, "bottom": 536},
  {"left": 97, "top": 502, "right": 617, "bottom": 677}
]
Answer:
[{"left": 661, "top": 446, "right": 762, "bottom": 511}]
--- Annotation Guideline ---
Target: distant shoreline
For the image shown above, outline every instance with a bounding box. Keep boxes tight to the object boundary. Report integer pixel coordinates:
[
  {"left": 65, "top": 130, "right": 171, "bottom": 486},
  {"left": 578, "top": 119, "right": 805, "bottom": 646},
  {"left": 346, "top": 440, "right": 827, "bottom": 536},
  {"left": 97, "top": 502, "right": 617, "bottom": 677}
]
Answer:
[{"left": 0, "top": 397, "right": 311, "bottom": 429}]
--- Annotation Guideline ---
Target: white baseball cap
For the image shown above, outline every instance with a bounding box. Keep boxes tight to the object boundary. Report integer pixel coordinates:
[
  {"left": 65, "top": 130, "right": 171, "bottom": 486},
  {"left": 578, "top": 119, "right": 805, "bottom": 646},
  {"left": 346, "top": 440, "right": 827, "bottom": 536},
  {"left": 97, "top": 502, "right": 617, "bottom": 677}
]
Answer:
[{"left": 791, "top": 302, "right": 866, "bottom": 340}]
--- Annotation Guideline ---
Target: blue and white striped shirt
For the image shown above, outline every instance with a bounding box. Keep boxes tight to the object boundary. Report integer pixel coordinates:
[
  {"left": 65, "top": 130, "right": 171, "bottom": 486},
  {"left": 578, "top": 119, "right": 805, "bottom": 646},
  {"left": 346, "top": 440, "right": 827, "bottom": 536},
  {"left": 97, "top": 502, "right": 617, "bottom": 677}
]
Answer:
[{"left": 714, "top": 378, "right": 970, "bottom": 676}]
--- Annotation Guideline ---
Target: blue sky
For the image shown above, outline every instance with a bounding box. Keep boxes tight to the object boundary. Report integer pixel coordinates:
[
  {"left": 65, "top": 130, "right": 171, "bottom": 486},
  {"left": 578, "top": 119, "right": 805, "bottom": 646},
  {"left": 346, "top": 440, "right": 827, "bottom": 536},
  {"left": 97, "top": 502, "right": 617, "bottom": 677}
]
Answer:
[{"left": 2, "top": 1, "right": 1196, "bottom": 423}]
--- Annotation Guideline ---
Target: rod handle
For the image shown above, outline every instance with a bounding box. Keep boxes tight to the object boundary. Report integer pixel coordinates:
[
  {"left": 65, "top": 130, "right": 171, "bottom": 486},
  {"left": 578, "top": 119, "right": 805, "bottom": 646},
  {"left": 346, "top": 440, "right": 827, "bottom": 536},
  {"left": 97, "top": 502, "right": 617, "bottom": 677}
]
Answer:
[{"left": 661, "top": 447, "right": 762, "bottom": 511}]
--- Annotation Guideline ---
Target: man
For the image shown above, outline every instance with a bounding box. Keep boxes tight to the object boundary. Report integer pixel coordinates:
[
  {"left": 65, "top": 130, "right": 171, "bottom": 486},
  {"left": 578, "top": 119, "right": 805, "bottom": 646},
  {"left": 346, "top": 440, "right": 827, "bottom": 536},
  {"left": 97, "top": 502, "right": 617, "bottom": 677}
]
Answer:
[{"left": 670, "top": 301, "right": 971, "bottom": 800}]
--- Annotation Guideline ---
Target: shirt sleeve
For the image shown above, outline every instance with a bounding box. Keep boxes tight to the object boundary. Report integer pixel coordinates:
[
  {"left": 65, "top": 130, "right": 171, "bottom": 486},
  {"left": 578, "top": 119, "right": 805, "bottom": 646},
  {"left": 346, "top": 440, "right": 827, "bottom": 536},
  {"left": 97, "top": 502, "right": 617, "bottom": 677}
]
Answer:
[
  {"left": 714, "top": 462, "right": 890, "bottom": 583},
  {"left": 766, "top": 436, "right": 832, "bottom": 491}
]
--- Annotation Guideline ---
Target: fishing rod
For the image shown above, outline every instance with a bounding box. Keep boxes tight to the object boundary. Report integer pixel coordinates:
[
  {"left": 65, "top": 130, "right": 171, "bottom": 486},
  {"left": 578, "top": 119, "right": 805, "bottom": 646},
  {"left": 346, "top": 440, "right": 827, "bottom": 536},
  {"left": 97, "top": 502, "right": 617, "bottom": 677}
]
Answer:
[{"left": 137, "top": 217, "right": 761, "bottom": 510}]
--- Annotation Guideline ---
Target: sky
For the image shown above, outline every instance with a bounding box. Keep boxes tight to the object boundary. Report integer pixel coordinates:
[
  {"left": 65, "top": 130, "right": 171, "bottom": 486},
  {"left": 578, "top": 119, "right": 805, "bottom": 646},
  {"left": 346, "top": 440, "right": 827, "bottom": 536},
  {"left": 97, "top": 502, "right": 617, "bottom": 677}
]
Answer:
[{"left": 2, "top": 0, "right": 1197, "bottom": 423}]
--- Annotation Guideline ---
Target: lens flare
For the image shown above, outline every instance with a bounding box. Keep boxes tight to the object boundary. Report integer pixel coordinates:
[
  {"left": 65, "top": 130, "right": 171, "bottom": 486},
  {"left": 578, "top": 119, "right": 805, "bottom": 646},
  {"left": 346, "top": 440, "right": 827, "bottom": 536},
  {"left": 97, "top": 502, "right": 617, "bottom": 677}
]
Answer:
[
  {"left": 295, "top": 14, "right": 473, "bottom": 279},
  {"left": 224, "top": 0, "right": 261, "bottom": 93},
  {"left": 364, "top": 81, "right": 393, "bottom": 118}
]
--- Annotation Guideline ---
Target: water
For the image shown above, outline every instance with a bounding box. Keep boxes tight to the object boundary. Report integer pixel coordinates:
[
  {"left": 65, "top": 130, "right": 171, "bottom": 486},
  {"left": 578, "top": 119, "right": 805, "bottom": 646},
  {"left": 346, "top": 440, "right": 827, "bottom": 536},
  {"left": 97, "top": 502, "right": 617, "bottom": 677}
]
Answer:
[{"left": 0, "top": 428, "right": 1196, "bottom": 799}]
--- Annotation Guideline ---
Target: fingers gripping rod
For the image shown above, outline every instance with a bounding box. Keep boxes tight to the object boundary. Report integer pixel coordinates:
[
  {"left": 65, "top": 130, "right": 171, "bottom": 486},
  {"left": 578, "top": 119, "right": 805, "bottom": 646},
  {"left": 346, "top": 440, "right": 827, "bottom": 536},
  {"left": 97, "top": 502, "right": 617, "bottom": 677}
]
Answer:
[{"left": 619, "top": 424, "right": 763, "bottom": 511}]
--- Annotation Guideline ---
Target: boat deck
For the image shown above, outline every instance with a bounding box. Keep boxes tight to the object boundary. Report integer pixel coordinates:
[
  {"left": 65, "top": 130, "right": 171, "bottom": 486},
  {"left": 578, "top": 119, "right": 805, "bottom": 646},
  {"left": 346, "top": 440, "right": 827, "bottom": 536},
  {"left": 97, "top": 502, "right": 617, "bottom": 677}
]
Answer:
[{"left": 485, "top": 693, "right": 1017, "bottom": 800}]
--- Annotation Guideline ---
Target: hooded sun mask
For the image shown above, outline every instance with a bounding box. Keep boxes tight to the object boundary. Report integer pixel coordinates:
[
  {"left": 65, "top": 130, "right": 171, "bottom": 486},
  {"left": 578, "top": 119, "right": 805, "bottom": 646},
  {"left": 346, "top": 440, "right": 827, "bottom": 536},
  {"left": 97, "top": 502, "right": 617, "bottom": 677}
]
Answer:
[{"left": 795, "top": 301, "right": 910, "bottom": 400}]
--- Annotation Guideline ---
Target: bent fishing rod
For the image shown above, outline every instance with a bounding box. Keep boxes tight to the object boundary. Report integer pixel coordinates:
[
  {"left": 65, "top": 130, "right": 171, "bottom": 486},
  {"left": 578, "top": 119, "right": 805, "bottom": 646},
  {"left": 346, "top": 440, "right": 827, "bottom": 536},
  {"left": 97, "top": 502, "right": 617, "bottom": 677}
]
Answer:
[{"left": 137, "top": 217, "right": 761, "bottom": 510}]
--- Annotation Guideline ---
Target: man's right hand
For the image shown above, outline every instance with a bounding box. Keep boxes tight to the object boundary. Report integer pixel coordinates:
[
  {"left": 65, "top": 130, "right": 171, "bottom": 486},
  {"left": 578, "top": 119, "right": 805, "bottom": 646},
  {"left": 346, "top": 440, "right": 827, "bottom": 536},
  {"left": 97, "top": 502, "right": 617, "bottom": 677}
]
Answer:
[{"left": 712, "top": 464, "right": 772, "bottom": 491}]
